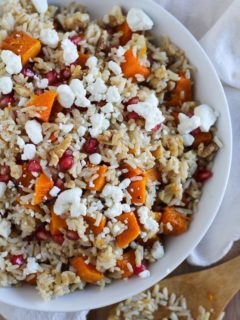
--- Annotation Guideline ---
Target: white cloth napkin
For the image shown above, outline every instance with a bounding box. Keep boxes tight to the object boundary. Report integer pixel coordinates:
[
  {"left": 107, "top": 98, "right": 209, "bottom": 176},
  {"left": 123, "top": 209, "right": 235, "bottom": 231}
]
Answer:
[{"left": 1, "top": 0, "right": 240, "bottom": 318}]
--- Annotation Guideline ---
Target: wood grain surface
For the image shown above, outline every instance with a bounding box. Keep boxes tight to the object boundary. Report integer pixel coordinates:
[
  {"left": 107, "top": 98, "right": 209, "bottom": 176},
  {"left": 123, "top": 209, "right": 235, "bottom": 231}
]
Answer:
[
  {"left": 89, "top": 241, "right": 240, "bottom": 320},
  {"left": 0, "top": 242, "right": 239, "bottom": 320}
]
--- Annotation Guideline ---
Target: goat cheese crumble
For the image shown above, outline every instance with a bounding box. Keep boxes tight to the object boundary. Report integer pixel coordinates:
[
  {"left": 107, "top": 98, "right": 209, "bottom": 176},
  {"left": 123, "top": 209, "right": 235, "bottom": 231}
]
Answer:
[
  {"left": 0, "top": 76, "right": 13, "bottom": 94},
  {"left": 61, "top": 39, "right": 78, "bottom": 65},
  {"left": 194, "top": 104, "right": 218, "bottom": 132},
  {"left": 1, "top": 50, "right": 22, "bottom": 75},
  {"left": 54, "top": 188, "right": 86, "bottom": 217},
  {"left": 31, "top": 0, "right": 48, "bottom": 14},
  {"left": 25, "top": 120, "right": 43, "bottom": 144},
  {"left": 40, "top": 28, "right": 59, "bottom": 48},
  {"left": 127, "top": 8, "right": 153, "bottom": 32}
]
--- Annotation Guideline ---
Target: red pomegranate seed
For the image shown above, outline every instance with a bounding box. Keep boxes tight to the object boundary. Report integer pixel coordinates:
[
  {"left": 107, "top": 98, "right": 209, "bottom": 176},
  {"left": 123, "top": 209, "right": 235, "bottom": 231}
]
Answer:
[
  {"left": 46, "top": 70, "right": 60, "bottom": 86},
  {"left": 134, "top": 264, "right": 146, "bottom": 275},
  {"left": 123, "top": 97, "right": 140, "bottom": 107},
  {"left": 36, "top": 227, "right": 50, "bottom": 241},
  {"left": 10, "top": 255, "right": 25, "bottom": 266},
  {"left": 61, "top": 68, "right": 71, "bottom": 80},
  {"left": 195, "top": 169, "right": 213, "bottom": 182},
  {"left": 52, "top": 234, "right": 64, "bottom": 245},
  {"left": 55, "top": 178, "right": 64, "bottom": 191},
  {"left": 66, "top": 230, "right": 79, "bottom": 240},
  {"left": 0, "top": 165, "right": 10, "bottom": 182},
  {"left": 59, "top": 150, "right": 74, "bottom": 171},
  {"left": 191, "top": 127, "right": 201, "bottom": 136},
  {"left": 127, "top": 111, "right": 141, "bottom": 120},
  {"left": 21, "top": 67, "right": 35, "bottom": 78},
  {"left": 0, "top": 94, "right": 15, "bottom": 107},
  {"left": 82, "top": 138, "right": 99, "bottom": 154},
  {"left": 27, "top": 160, "right": 42, "bottom": 173},
  {"left": 69, "top": 35, "right": 82, "bottom": 45},
  {"left": 152, "top": 124, "right": 161, "bottom": 132}
]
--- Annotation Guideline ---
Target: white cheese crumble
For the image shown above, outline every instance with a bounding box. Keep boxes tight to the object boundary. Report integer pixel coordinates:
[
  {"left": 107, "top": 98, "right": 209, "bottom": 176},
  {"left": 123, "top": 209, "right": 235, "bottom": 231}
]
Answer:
[
  {"left": 49, "top": 186, "right": 61, "bottom": 197},
  {"left": 21, "top": 144, "right": 36, "bottom": 160},
  {"left": 57, "top": 84, "right": 75, "bottom": 108},
  {"left": 59, "top": 123, "right": 73, "bottom": 134},
  {"left": 54, "top": 187, "right": 86, "bottom": 217},
  {"left": 127, "top": 8, "right": 153, "bottom": 32},
  {"left": 70, "top": 79, "right": 90, "bottom": 108},
  {"left": 108, "top": 61, "right": 122, "bottom": 75},
  {"left": 89, "top": 113, "right": 110, "bottom": 137},
  {"left": 151, "top": 241, "right": 164, "bottom": 260},
  {"left": 182, "top": 134, "right": 194, "bottom": 147},
  {"left": 40, "top": 28, "right": 59, "bottom": 48},
  {"left": 127, "top": 92, "right": 165, "bottom": 131},
  {"left": 106, "top": 86, "right": 121, "bottom": 103},
  {"left": 0, "top": 76, "right": 13, "bottom": 94},
  {"left": 122, "top": 203, "right": 131, "bottom": 212},
  {"left": 24, "top": 257, "right": 41, "bottom": 276},
  {"left": 77, "top": 125, "right": 87, "bottom": 137},
  {"left": 139, "top": 270, "right": 151, "bottom": 278},
  {"left": 101, "top": 184, "right": 124, "bottom": 218},
  {"left": 86, "top": 56, "right": 98, "bottom": 69},
  {"left": 177, "top": 113, "right": 201, "bottom": 135},
  {"left": 25, "top": 120, "right": 43, "bottom": 144},
  {"left": 87, "top": 78, "right": 107, "bottom": 102},
  {"left": 194, "top": 104, "right": 218, "bottom": 132},
  {"left": 101, "top": 102, "right": 114, "bottom": 114},
  {"left": 119, "top": 178, "right": 131, "bottom": 189},
  {"left": 89, "top": 153, "right": 102, "bottom": 165},
  {"left": 17, "top": 136, "right": 25, "bottom": 149},
  {"left": 0, "top": 220, "right": 11, "bottom": 238},
  {"left": 1, "top": 50, "right": 22, "bottom": 75},
  {"left": 61, "top": 39, "right": 78, "bottom": 65},
  {"left": 137, "top": 206, "right": 159, "bottom": 233},
  {"left": 35, "top": 77, "right": 48, "bottom": 89},
  {"left": 31, "top": 0, "right": 48, "bottom": 14},
  {"left": 0, "top": 182, "right": 7, "bottom": 198}
]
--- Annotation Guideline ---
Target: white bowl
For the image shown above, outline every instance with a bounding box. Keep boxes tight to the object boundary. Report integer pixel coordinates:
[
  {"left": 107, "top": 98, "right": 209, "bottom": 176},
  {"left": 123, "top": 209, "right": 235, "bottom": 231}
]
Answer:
[{"left": 0, "top": 0, "right": 232, "bottom": 312}]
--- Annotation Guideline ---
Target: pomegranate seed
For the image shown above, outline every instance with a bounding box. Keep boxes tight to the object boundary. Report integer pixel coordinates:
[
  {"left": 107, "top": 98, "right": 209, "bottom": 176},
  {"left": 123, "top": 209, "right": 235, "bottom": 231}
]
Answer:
[
  {"left": 63, "top": 149, "right": 73, "bottom": 157},
  {"left": 46, "top": 70, "right": 60, "bottom": 86},
  {"left": 59, "top": 150, "right": 74, "bottom": 171},
  {"left": 66, "top": 230, "right": 79, "bottom": 240},
  {"left": 36, "top": 227, "right": 50, "bottom": 241},
  {"left": 82, "top": 138, "right": 99, "bottom": 154},
  {"left": 123, "top": 97, "right": 140, "bottom": 107},
  {"left": 10, "top": 255, "right": 25, "bottom": 266},
  {"left": 55, "top": 178, "right": 64, "bottom": 191},
  {"left": 69, "top": 35, "right": 82, "bottom": 45},
  {"left": 0, "top": 94, "right": 15, "bottom": 107},
  {"left": 61, "top": 68, "right": 71, "bottom": 80},
  {"left": 0, "top": 165, "right": 10, "bottom": 182},
  {"left": 152, "top": 124, "right": 161, "bottom": 132},
  {"left": 127, "top": 111, "right": 141, "bottom": 120},
  {"left": 195, "top": 169, "right": 213, "bottom": 182},
  {"left": 134, "top": 264, "right": 146, "bottom": 275},
  {"left": 52, "top": 234, "right": 64, "bottom": 245},
  {"left": 27, "top": 160, "right": 41, "bottom": 173},
  {"left": 106, "top": 26, "right": 115, "bottom": 35},
  {"left": 21, "top": 67, "right": 35, "bottom": 78},
  {"left": 191, "top": 128, "right": 201, "bottom": 136}
]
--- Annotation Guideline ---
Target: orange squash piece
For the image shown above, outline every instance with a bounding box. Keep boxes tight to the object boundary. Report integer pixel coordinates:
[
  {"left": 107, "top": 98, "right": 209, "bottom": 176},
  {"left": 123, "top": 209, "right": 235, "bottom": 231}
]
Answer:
[
  {"left": 116, "top": 250, "right": 136, "bottom": 278},
  {"left": 70, "top": 256, "right": 103, "bottom": 283},
  {"left": 145, "top": 167, "right": 161, "bottom": 182},
  {"left": 117, "top": 21, "right": 133, "bottom": 45},
  {"left": 161, "top": 207, "right": 188, "bottom": 236},
  {"left": 122, "top": 163, "right": 143, "bottom": 179},
  {"left": 78, "top": 52, "right": 88, "bottom": 68},
  {"left": 50, "top": 211, "right": 67, "bottom": 236},
  {"left": 116, "top": 212, "right": 141, "bottom": 248},
  {"left": 167, "top": 74, "right": 192, "bottom": 106},
  {"left": 26, "top": 273, "right": 38, "bottom": 285},
  {"left": 193, "top": 132, "right": 213, "bottom": 148},
  {"left": 85, "top": 216, "right": 106, "bottom": 236},
  {"left": 86, "top": 165, "right": 108, "bottom": 192},
  {"left": 34, "top": 173, "right": 54, "bottom": 205},
  {"left": 28, "top": 91, "right": 58, "bottom": 122},
  {"left": 128, "top": 175, "right": 146, "bottom": 205},
  {"left": 2, "top": 31, "right": 41, "bottom": 65},
  {"left": 121, "top": 50, "right": 150, "bottom": 79}
]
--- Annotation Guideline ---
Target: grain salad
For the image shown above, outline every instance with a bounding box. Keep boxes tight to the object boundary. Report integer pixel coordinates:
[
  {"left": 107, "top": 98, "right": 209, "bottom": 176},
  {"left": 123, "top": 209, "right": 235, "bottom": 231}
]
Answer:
[{"left": 0, "top": 0, "right": 220, "bottom": 300}]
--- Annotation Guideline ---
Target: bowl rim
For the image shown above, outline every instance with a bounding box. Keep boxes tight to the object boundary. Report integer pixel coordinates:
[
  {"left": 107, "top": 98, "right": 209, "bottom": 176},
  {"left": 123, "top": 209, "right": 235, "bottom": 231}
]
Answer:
[{"left": 0, "top": 0, "right": 232, "bottom": 312}]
